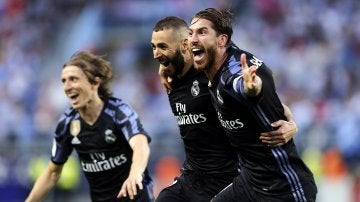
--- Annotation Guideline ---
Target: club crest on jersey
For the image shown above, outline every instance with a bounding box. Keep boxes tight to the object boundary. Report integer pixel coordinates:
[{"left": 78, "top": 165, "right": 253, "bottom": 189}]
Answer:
[
  {"left": 216, "top": 88, "right": 224, "bottom": 105},
  {"left": 105, "top": 129, "right": 116, "bottom": 144},
  {"left": 70, "top": 120, "right": 81, "bottom": 144},
  {"left": 191, "top": 80, "right": 200, "bottom": 97}
]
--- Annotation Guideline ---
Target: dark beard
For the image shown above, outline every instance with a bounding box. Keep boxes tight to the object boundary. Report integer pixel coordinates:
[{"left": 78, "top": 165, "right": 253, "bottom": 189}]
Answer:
[
  {"left": 204, "top": 46, "right": 216, "bottom": 71},
  {"left": 171, "top": 49, "right": 185, "bottom": 76}
]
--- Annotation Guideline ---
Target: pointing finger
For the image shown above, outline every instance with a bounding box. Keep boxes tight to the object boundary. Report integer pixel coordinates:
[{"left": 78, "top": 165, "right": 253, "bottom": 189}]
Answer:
[{"left": 240, "top": 53, "right": 248, "bottom": 70}]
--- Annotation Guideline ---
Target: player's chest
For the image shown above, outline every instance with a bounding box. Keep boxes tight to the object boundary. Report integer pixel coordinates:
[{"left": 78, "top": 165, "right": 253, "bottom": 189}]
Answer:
[
  {"left": 69, "top": 118, "right": 123, "bottom": 151},
  {"left": 169, "top": 79, "right": 211, "bottom": 116}
]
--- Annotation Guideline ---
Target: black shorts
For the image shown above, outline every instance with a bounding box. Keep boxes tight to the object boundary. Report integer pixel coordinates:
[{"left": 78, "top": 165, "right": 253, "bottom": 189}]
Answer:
[
  {"left": 211, "top": 172, "right": 317, "bottom": 202},
  {"left": 155, "top": 170, "right": 237, "bottom": 202}
]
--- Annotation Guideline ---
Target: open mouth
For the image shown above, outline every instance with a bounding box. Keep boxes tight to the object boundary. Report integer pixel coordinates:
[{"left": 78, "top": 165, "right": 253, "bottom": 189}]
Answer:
[
  {"left": 159, "top": 57, "right": 170, "bottom": 67},
  {"left": 157, "top": 57, "right": 176, "bottom": 77},
  {"left": 67, "top": 93, "right": 79, "bottom": 102},
  {"left": 191, "top": 47, "right": 205, "bottom": 62},
  {"left": 162, "top": 61, "right": 170, "bottom": 67}
]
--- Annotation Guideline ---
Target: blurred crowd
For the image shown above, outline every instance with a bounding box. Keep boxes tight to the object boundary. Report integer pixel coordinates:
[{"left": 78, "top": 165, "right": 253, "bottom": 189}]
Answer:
[{"left": 0, "top": 0, "right": 359, "bottom": 201}]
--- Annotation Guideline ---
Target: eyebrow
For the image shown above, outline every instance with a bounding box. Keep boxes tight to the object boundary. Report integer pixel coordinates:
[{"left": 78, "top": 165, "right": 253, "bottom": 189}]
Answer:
[
  {"left": 153, "top": 42, "right": 169, "bottom": 48},
  {"left": 190, "top": 26, "right": 208, "bottom": 33}
]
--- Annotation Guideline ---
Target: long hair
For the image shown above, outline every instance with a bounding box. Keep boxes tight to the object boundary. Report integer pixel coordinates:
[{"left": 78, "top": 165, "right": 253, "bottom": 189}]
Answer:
[{"left": 63, "top": 51, "right": 113, "bottom": 99}]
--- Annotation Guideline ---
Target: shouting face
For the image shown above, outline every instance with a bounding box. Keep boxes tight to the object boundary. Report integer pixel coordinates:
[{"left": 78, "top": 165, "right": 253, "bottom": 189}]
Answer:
[
  {"left": 189, "top": 18, "right": 219, "bottom": 72},
  {"left": 61, "top": 65, "right": 99, "bottom": 111}
]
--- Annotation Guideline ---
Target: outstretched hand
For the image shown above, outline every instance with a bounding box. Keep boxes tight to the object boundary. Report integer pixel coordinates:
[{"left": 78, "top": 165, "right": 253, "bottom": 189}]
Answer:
[
  {"left": 240, "top": 53, "right": 261, "bottom": 96},
  {"left": 117, "top": 172, "right": 143, "bottom": 200},
  {"left": 158, "top": 64, "right": 173, "bottom": 93}
]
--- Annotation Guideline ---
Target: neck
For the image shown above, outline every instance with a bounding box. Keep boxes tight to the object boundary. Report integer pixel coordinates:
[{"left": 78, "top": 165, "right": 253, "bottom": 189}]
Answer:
[{"left": 79, "top": 97, "right": 104, "bottom": 125}]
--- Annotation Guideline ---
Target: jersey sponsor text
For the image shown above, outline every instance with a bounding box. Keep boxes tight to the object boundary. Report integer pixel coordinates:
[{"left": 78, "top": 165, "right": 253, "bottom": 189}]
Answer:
[
  {"left": 217, "top": 112, "right": 244, "bottom": 130},
  {"left": 175, "top": 113, "right": 206, "bottom": 125},
  {"left": 81, "top": 152, "right": 127, "bottom": 172},
  {"left": 175, "top": 102, "right": 207, "bottom": 125}
]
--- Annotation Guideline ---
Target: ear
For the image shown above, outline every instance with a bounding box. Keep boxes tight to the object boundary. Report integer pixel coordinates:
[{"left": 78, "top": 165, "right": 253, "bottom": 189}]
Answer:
[
  {"left": 181, "top": 38, "right": 189, "bottom": 53},
  {"left": 93, "top": 77, "right": 102, "bottom": 87},
  {"left": 218, "top": 34, "right": 228, "bottom": 47}
]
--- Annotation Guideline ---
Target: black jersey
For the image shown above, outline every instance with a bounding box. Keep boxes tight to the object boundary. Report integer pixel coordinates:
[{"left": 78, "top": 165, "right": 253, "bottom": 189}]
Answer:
[
  {"left": 208, "top": 44, "right": 315, "bottom": 200},
  {"left": 168, "top": 66, "right": 238, "bottom": 175},
  {"left": 51, "top": 97, "right": 153, "bottom": 201}
]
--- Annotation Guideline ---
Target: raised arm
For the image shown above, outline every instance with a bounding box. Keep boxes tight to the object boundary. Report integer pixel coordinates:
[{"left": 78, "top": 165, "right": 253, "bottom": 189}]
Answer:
[
  {"left": 25, "top": 161, "right": 63, "bottom": 202},
  {"left": 240, "top": 53, "right": 262, "bottom": 97}
]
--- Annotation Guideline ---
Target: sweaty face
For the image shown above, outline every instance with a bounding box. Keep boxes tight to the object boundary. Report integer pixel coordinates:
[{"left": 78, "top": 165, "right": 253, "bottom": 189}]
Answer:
[
  {"left": 61, "top": 65, "right": 97, "bottom": 110},
  {"left": 151, "top": 29, "right": 185, "bottom": 77},
  {"left": 189, "top": 18, "right": 218, "bottom": 71}
]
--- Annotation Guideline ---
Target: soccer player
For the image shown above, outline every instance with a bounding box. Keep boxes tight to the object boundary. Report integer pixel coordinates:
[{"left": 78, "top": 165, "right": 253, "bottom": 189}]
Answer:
[
  {"left": 151, "top": 16, "right": 299, "bottom": 202},
  {"left": 25, "top": 51, "right": 154, "bottom": 202},
  {"left": 188, "top": 8, "right": 317, "bottom": 202}
]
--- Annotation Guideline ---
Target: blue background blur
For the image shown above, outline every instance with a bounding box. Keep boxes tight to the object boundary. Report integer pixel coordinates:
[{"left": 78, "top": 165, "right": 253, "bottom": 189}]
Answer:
[{"left": 0, "top": 0, "right": 359, "bottom": 201}]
